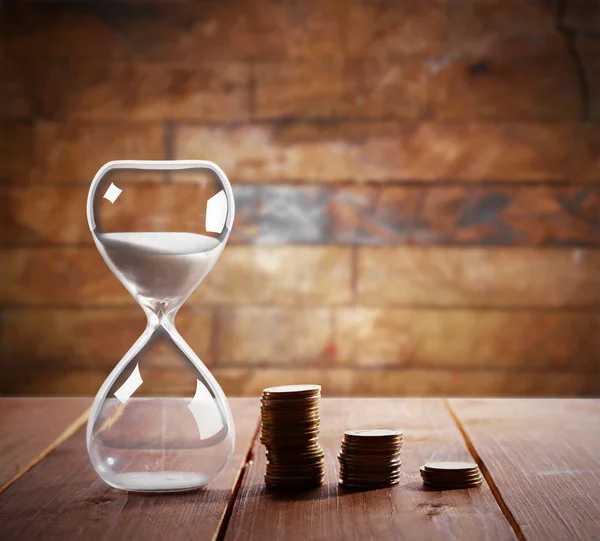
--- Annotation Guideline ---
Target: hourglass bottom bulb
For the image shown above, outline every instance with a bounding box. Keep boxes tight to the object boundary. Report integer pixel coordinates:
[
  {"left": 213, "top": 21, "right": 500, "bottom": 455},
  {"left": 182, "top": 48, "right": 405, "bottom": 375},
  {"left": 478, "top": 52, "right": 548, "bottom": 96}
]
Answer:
[{"left": 88, "top": 395, "right": 234, "bottom": 493}]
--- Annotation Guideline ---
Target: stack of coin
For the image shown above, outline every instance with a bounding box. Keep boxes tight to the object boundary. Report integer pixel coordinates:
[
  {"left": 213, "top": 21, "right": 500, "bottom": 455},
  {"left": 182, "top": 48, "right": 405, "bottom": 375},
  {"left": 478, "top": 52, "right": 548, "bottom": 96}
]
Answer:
[
  {"left": 421, "top": 462, "right": 482, "bottom": 489},
  {"left": 260, "top": 384, "right": 324, "bottom": 489},
  {"left": 338, "top": 429, "right": 403, "bottom": 488}
]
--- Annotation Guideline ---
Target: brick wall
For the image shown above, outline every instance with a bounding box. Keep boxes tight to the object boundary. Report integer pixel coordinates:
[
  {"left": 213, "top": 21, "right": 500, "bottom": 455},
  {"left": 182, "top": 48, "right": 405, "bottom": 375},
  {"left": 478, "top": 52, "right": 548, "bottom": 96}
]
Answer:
[{"left": 1, "top": 0, "right": 600, "bottom": 397}]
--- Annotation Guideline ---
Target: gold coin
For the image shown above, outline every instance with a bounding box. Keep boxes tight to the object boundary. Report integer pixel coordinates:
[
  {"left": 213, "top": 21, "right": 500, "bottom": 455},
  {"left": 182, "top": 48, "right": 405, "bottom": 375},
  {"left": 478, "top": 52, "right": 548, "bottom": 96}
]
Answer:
[
  {"left": 344, "top": 429, "right": 403, "bottom": 440},
  {"left": 423, "top": 462, "right": 478, "bottom": 473},
  {"left": 262, "top": 384, "right": 321, "bottom": 396}
]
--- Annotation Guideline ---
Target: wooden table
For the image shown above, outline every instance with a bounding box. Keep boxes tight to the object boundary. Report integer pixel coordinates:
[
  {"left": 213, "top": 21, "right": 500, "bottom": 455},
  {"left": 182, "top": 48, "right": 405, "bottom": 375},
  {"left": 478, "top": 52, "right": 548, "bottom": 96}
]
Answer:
[{"left": 1, "top": 398, "right": 599, "bottom": 541}]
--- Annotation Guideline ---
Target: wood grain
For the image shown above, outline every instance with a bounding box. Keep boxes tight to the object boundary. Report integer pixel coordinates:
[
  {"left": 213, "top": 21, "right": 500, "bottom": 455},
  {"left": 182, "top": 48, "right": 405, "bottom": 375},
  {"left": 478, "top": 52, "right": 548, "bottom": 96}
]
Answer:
[
  {"left": 449, "top": 399, "right": 600, "bottom": 541},
  {"left": 357, "top": 247, "right": 600, "bottom": 308},
  {"left": 224, "top": 398, "right": 516, "bottom": 541},
  {"left": 0, "top": 398, "right": 259, "bottom": 541},
  {"left": 0, "top": 398, "right": 91, "bottom": 491}
]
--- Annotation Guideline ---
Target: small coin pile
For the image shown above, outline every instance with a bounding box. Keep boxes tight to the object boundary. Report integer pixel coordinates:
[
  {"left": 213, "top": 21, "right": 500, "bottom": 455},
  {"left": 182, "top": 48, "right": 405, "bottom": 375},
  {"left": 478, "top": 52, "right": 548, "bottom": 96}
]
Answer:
[
  {"left": 421, "top": 461, "right": 483, "bottom": 489},
  {"left": 260, "top": 384, "right": 325, "bottom": 489},
  {"left": 338, "top": 429, "right": 403, "bottom": 488}
]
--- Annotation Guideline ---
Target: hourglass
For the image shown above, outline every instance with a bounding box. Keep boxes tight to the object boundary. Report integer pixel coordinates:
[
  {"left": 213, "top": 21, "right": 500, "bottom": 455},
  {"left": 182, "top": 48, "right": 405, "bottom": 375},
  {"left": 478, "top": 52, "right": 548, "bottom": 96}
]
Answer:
[{"left": 86, "top": 160, "right": 235, "bottom": 492}]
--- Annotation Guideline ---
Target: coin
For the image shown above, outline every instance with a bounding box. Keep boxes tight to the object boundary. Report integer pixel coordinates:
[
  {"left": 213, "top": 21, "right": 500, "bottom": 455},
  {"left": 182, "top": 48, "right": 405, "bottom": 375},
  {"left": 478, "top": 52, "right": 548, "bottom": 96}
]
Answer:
[
  {"left": 423, "top": 461, "right": 478, "bottom": 472},
  {"left": 345, "top": 429, "right": 403, "bottom": 440}
]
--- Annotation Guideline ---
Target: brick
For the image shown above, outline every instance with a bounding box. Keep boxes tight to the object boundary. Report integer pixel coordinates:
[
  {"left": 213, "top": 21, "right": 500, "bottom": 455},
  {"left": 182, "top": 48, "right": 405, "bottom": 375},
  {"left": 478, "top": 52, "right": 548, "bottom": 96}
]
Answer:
[
  {"left": 216, "top": 307, "right": 332, "bottom": 364},
  {"left": 232, "top": 185, "right": 331, "bottom": 244},
  {"left": 0, "top": 122, "right": 165, "bottom": 184},
  {"left": 254, "top": 61, "right": 345, "bottom": 119},
  {"left": 5, "top": 184, "right": 598, "bottom": 247},
  {"left": 0, "top": 183, "right": 224, "bottom": 245},
  {"left": 0, "top": 1, "right": 344, "bottom": 61},
  {"left": 572, "top": 123, "right": 600, "bottom": 182},
  {"left": 6, "top": 368, "right": 600, "bottom": 397},
  {"left": 447, "top": 0, "right": 558, "bottom": 55},
  {"left": 0, "top": 307, "right": 214, "bottom": 371},
  {"left": 333, "top": 308, "right": 600, "bottom": 370},
  {"left": 32, "top": 61, "right": 251, "bottom": 122},
  {"left": 254, "top": 59, "right": 426, "bottom": 120},
  {"left": 34, "top": 122, "right": 166, "bottom": 182},
  {"left": 0, "top": 248, "right": 125, "bottom": 306},
  {"left": 0, "top": 59, "right": 66, "bottom": 120},
  {"left": 0, "top": 56, "right": 32, "bottom": 118},
  {"left": 253, "top": 0, "right": 345, "bottom": 59},
  {"left": 331, "top": 185, "right": 600, "bottom": 246},
  {"left": 194, "top": 246, "right": 352, "bottom": 305},
  {"left": 341, "top": 60, "right": 426, "bottom": 119},
  {"left": 174, "top": 122, "right": 576, "bottom": 182},
  {"left": 0, "top": 122, "right": 34, "bottom": 182},
  {"left": 357, "top": 247, "right": 600, "bottom": 308},
  {"left": 0, "top": 246, "right": 352, "bottom": 306},
  {"left": 211, "top": 369, "right": 600, "bottom": 397},
  {"left": 429, "top": 44, "right": 581, "bottom": 120},
  {"left": 346, "top": 0, "right": 448, "bottom": 58}
]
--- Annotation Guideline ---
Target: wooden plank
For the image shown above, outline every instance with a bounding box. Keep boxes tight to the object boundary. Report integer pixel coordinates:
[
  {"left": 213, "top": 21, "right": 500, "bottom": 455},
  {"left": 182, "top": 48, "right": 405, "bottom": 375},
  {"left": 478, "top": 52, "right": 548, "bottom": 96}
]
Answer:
[
  {"left": 5, "top": 184, "right": 600, "bottom": 247},
  {"left": 224, "top": 398, "right": 516, "bottom": 541},
  {"left": 6, "top": 368, "right": 600, "bottom": 398},
  {"left": 357, "top": 247, "right": 600, "bottom": 308},
  {"left": 0, "top": 398, "right": 259, "bottom": 540},
  {"left": 0, "top": 398, "right": 91, "bottom": 492},
  {"left": 449, "top": 399, "right": 600, "bottom": 541}
]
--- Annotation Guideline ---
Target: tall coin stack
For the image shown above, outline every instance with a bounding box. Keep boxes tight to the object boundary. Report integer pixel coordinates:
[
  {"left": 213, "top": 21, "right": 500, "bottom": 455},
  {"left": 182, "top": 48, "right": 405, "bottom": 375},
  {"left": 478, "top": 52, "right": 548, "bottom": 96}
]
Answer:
[
  {"left": 338, "top": 429, "right": 403, "bottom": 488},
  {"left": 260, "top": 385, "right": 325, "bottom": 489},
  {"left": 420, "top": 462, "right": 482, "bottom": 489}
]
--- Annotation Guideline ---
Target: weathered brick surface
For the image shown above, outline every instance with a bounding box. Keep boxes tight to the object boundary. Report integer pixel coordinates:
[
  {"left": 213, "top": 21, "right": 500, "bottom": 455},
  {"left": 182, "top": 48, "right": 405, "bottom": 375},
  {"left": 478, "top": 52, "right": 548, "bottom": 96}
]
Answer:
[
  {"left": 254, "top": 61, "right": 345, "bottom": 120},
  {"left": 174, "top": 122, "right": 577, "bottom": 182},
  {"left": 194, "top": 246, "right": 352, "bottom": 305},
  {"left": 0, "top": 307, "right": 214, "bottom": 371},
  {"left": 0, "top": 122, "right": 34, "bottom": 182},
  {"left": 9, "top": 367, "right": 600, "bottom": 397},
  {"left": 447, "top": 0, "right": 558, "bottom": 54},
  {"left": 357, "top": 247, "right": 600, "bottom": 308},
  {"left": 333, "top": 308, "right": 600, "bottom": 370},
  {"left": 0, "top": 1, "right": 345, "bottom": 61},
  {"left": 0, "top": 247, "right": 352, "bottom": 306},
  {"left": 429, "top": 42, "right": 581, "bottom": 120},
  {"left": 55, "top": 62, "right": 251, "bottom": 122},
  {"left": 346, "top": 0, "right": 448, "bottom": 57},
  {"left": 216, "top": 307, "right": 332, "bottom": 365},
  {"left": 0, "top": 122, "right": 165, "bottom": 183},
  {"left": 6, "top": 184, "right": 598, "bottom": 247},
  {"left": 1, "top": 0, "right": 598, "bottom": 398}
]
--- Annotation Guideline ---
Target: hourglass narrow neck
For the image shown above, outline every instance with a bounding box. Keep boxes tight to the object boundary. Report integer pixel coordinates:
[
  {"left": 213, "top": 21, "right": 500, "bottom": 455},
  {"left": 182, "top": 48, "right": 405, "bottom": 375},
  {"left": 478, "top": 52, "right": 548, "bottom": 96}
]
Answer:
[{"left": 144, "top": 306, "right": 177, "bottom": 331}]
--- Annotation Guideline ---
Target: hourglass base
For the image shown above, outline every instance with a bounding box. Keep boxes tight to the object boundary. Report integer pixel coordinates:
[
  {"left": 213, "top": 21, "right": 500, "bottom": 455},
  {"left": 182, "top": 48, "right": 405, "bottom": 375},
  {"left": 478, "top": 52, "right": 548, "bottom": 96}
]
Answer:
[{"left": 105, "top": 471, "right": 213, "bottom": 493}]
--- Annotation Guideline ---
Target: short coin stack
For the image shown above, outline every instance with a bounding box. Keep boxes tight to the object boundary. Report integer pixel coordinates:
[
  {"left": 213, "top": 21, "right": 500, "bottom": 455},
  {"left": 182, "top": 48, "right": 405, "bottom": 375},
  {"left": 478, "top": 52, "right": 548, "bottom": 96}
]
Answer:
[
  {"left": 421, "top": 462, "right": 482, "bottom": 489},
  {"left": 338, "top": 429, "right": 403, "bottom": 488},
  {"left": 260, "top": 384, "right": 325, "bottom": 489}
]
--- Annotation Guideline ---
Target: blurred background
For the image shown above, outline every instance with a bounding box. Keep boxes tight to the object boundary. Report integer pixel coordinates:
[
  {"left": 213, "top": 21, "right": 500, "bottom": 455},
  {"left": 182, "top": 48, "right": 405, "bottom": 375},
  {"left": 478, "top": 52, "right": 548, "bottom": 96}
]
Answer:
[{"left": 1, "top": 0, "right": 599, "bottom": 397}]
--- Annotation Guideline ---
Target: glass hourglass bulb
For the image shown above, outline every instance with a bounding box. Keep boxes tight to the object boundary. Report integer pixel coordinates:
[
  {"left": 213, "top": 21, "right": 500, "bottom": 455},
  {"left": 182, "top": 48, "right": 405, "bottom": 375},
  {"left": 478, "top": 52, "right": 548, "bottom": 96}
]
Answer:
[{"left": 85, "top": 160, "right": 235, "bottom": 492}]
